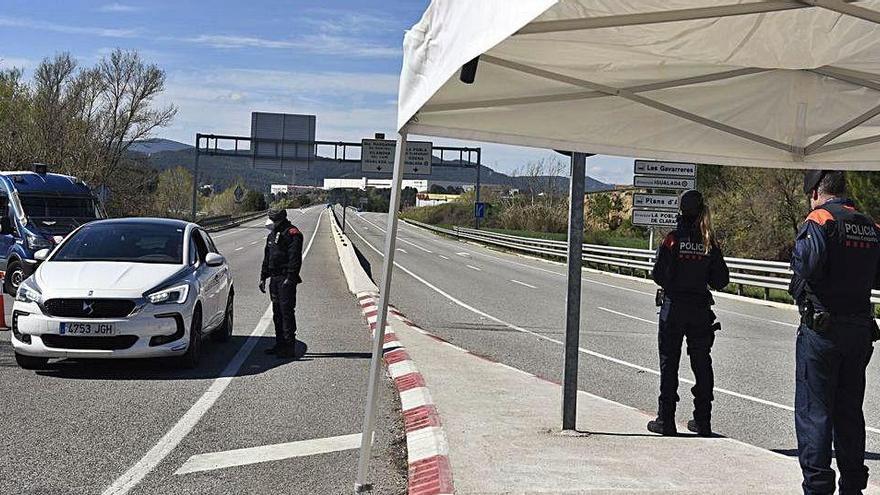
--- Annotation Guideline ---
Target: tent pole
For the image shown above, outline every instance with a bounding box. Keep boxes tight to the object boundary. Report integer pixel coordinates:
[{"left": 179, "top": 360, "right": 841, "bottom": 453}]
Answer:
[
  {"left": 355, "top": 131, "right": 408, "bottom": 493},
  {"left": 562, "top": 152, "right": 587, "bottom": 431}
]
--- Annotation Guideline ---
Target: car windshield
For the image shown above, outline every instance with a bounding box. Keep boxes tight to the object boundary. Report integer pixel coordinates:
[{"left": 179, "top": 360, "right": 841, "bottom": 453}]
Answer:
[
  {"left": 51, "top": 223, "right": 185, "bottom": 264},
  {"left": 19, "top": 194, "right": 101, "bottom": 234}
]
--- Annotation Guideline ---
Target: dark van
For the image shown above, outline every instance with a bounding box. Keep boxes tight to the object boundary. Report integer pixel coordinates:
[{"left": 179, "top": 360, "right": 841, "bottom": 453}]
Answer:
[{"left": 0, "top": 165, "right": 105, "bottom": 294}]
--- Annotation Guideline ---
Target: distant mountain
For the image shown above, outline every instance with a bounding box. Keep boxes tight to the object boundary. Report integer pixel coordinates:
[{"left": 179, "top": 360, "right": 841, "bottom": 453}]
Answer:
[
  {"left": 129, "top": 138, "right": 192, "bottom": 155},
  {"left": 141, "top": 148, "right": 612, "bottom": 194}
]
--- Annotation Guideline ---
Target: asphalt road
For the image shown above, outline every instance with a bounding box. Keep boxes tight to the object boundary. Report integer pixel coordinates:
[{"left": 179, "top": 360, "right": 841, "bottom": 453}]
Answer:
[
  {"left": 0, "top": 206, "right": 405, "bottom": 495},
  {"left": 342, "top": 208, "right": 880, "bottom": 476}
]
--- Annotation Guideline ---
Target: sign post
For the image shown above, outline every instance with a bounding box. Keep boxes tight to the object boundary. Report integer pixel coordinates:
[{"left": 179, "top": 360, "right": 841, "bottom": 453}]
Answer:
[{"left": 631, "top": 160, "right": 698, "bottom": 248}]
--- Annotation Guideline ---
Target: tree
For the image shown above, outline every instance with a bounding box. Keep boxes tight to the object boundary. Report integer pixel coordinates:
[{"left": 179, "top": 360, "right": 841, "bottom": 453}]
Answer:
[
  {"left": 154, "top": 167, "right": 194, "bottom": 218},
  {"left": 848, "top": 172, "right": 880, "bottom": 220},
  {"left": 0, "top": 50, "right": 176, "bottom": 217},
  {"left": 242, "top": 190, "right": 268, "bottom": 212},
  {"left": 401, "top": 187, "right": 418, "bottom": 208}
]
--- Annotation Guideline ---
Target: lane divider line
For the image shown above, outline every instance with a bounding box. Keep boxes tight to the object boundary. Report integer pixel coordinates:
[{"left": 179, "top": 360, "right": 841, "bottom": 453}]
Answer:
[
  {"left": 510, "top": 279, "right": 537, "bottom": 289},
  {"left": 465, "top": 265, "right": 481, "bottom": 272},
  {"left": 102, "top": 210, "right": 323, "bottom": 495},
  {"left": 598, "top": 307, "right": 656, "bottom": 325},
  {"left": 345, "top": 219, "right": 880, "bottom": 436}
]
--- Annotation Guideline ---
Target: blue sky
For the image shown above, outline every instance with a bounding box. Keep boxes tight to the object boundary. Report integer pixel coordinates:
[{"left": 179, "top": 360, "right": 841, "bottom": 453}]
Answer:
[{"left": 0, "top": 0, "right": 634, "bottom": 184}]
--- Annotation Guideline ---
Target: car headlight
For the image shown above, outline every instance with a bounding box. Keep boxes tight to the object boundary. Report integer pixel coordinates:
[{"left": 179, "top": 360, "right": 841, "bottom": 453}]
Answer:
[
  {"left": 147, "top": 285, "right": 189, "bottom": 305},
  {"left": 16, "top": 279, "right": 42, "bottom": 304},
  {"left": 26, "top": 232, "right": 52, "bottom": 251}
]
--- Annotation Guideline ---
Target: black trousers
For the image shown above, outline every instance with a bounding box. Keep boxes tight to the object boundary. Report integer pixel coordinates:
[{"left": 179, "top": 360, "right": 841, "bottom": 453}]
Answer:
[
  {"left": 796, "top": 317, "right": 873, "bottom": 495},
  {"left": 269, "top": 276, "right": 297, "bottom": 346},
  {"left": 657, "top": 301, "right": 716, "bottom": 422}
]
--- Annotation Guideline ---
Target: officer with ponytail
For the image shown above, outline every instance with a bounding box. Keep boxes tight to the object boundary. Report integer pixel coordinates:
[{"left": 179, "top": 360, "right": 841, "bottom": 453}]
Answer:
[
  {"left": 791, "top": 171, "right": 880, "bottom": 495},
  {"left": 648, "top": 189, "right": 729, "bottom": 437}
]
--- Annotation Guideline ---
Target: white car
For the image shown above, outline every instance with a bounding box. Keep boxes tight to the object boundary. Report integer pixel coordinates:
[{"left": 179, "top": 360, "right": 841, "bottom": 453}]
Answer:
[{"left": 10, "top": 218, "right": 234, "bottom": 370}]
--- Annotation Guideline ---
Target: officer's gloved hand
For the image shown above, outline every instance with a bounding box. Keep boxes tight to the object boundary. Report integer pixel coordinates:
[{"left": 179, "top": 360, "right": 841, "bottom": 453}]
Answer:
[
  {"left": 282, "top": 278, "right": 294, "bottom": 288},
  {"left": 258, "top": 279, "right": 266, "bottom": 293}
]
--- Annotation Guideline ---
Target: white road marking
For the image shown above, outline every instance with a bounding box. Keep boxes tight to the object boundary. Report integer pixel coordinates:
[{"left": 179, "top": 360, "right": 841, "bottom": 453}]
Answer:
[
  {"left": 598, "top": 306, "right": 656, "bottom": 325},
  {"left": 715, "top": 307, "right": 798, "bottom": 328},
  {"left": 396, "top": 248, "right": 408, "bottom": 254},
  {"left": 438, "top": 255, "right": 450, "bottom": 260},
  {"left": 250, "top": 241, "right": 260, "bottom": 246},
  {"left": 235, "top": 247, "right": 244, "bottom": 251},
  {"left": 175, "top": 433, "right": 362, "bottom": 475},
  {"left": 103, "top": 211, "right": 323, "bottom": 495},
  {"left": 345, "top": 221, "right": 880, "bottom": 436},
  {"left": 510, "top": 279, "right": 537, "bottom": 289},
  {"left": 466, "top": 265, "right": 482, "bottom": 272}
]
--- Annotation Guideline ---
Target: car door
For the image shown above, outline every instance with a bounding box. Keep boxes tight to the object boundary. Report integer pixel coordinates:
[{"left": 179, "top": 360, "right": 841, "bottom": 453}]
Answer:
[
  {"left": 190, "top": 230, "right": 218, "bottom": 329},
  {"left": 0, "top": 192, "right": 15, "bottom": 274},
  {"left": 201, "top": 230, "right": 231, "bottom": 309}
]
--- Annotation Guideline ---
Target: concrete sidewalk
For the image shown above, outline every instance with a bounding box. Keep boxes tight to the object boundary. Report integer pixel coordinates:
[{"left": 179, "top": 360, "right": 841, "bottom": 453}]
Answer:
[{"left": 390, "top": 320, "right": 874, "bottom": 494}]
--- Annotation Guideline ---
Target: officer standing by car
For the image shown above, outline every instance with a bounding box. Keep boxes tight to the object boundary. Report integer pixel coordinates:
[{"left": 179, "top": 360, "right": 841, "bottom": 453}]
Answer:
[
  {"left": 648, "top": 189, "right": 729, "bottom": 437},
  {"left": 259, "top": 209, "right": 304, "bottom": 358},
  {"left": 790, "top": 171, "right": 880, "bottom": 495}
]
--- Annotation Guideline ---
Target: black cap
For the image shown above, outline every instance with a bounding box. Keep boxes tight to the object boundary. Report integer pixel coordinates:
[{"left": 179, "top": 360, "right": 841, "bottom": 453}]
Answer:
[
  {"left": 679, "top": 189, "right": 704, "bottom": 217},
  {"left": 803, "top": 170, "right": 826, "bottom": 195},
  {"left": 268, "top": 209, "right": 287, "bottom": 221}
]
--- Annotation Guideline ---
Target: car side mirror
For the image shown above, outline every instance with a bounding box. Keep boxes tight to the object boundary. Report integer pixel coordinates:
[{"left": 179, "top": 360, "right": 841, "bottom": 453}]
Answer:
[
  {"left": 205, "top": 253, "right": 225, "bottom": 267},
  {"left": 34, "top": 248, "right": 50, "bottom": 262}
]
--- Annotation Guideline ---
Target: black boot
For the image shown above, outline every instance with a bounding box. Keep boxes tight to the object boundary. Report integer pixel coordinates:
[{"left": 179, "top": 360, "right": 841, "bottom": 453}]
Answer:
[
  {"left": 647, "top": 416, "right": 677, "bottom": 436},
  {"left": 687, "top": 419, "right": 712, "bottom": 437},
  {"left": 276, "top": 341, "right": 298, "bottom": 359}
]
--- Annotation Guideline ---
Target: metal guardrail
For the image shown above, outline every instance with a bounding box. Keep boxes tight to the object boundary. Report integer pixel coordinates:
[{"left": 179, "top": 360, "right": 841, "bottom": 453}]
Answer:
[
  {"left": 200, "top": 210, "right": 268, "bottom": 232},
  {"left": 404, "top": 219, "right": 880, "bottom": 305}
]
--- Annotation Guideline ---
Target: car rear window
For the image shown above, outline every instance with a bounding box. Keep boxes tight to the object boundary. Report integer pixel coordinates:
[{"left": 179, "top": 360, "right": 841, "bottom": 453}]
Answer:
[{"left": 52, "top": 223, "right": 185, "bottom": 264}]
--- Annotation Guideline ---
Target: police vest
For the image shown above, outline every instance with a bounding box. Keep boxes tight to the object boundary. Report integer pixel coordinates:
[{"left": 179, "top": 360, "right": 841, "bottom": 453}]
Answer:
[
  {"left": 806, "top": 202, "right": 880, "bottom": 314},
  {"left": 663, "top": 226, "right": 715, "bottom": 303}
]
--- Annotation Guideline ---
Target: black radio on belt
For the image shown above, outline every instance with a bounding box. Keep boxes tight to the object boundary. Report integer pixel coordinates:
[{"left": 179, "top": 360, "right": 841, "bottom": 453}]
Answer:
[{"left": 655, "top": 289, "right": 665, "bottom": 307}]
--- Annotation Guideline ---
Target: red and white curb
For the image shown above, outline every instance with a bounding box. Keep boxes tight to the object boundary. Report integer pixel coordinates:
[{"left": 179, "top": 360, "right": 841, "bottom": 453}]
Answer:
[{"left": 357, "top": 292, "right": 454, "bottom": 495}]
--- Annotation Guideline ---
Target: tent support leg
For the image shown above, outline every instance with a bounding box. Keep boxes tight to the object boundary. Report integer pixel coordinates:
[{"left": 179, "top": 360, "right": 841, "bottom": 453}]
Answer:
[
  {"left": 562, "top": 152, "right": 586, "bottom": 431},
  {"left": 354, "top": 131, "right": 408, "bottom": 493}
]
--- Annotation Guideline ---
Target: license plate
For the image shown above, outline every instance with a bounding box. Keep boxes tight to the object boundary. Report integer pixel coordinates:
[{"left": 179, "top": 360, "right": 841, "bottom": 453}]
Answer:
[{"left": 60, "top": 322, "right": 115, "bottom": 336}]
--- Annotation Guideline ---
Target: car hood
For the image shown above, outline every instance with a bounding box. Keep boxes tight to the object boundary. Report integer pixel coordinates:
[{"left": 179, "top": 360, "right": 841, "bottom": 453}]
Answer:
[{"left": 35, "top": 262, "right": 185, "bottom": 298}]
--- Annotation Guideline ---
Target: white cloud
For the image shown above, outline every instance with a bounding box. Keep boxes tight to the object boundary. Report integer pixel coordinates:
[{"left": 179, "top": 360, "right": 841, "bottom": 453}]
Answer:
[
  {"left": 0, "top": 56, "right": 35, "bottom": 70},
  {"left": 0, "top": 15, "right": 138, "bottom": 38},
  {"left": 180, "top": 33, "right": 399, "bottom": 58},
  {"left": 97, "top": 3, "right": 142, "bottom": 13}
]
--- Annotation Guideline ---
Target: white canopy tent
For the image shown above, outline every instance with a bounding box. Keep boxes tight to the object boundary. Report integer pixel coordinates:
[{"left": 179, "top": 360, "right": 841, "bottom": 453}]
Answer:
[
  {"left": 355, "top": 2, "right": 880, "bottom": 490},
  {"left": 399, "top": 0, "right": 880, "bottom": 170}
]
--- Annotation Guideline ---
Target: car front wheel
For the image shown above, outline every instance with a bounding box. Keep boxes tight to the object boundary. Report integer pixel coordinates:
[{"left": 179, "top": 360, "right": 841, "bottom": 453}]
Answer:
[{"left": 178, "top": 308, "right": 202, "bottom": 369}]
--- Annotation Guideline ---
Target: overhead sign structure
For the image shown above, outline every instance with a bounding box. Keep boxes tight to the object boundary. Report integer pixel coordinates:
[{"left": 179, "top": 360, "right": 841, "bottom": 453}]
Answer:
[
  {"left": 361, "top": 139, "right": 433, "bottom": 175},
  {"left": 632, "top": 209, "right": 678, "bottom": 227},
  {"left": 633, "top": 176, "right": 695, "bottom": 190},
  {"left": 634, "top": 160, "right": 697, "bottom": 178},
  {"left": 633, "top": 193, "right": 679, "bottom": 210}
]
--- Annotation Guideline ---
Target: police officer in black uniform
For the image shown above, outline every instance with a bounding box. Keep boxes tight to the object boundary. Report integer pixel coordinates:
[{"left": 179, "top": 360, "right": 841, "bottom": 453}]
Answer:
[
  {"left": 790, "top": 170, "right": 880, "bottom": 495},
  {"left": 648, "top": 189, "right": 729, "bottom": 437},
  {"left": 259, "top": 209, "right": 304, "bottom": 358}
]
